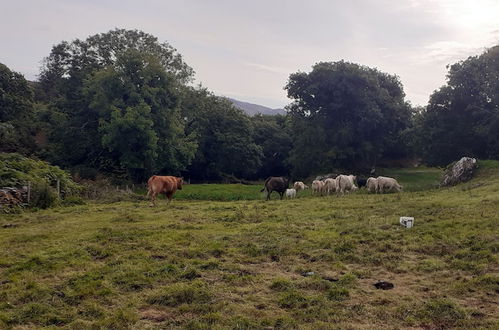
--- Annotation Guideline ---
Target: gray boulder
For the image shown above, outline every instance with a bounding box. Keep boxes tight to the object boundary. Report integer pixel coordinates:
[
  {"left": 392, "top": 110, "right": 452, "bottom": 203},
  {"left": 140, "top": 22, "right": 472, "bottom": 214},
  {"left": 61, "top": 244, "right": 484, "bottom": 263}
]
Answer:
[{"left": 440, "top": 157, "right": 478, "bottom": 187}]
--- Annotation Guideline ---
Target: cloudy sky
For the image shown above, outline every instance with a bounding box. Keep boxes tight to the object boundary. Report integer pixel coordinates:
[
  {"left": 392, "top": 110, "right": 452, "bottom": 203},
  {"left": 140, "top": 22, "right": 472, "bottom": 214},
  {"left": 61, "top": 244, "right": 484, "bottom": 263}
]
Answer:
[{"left": 1, "top": 0, "right": 498, "bottom": 108}]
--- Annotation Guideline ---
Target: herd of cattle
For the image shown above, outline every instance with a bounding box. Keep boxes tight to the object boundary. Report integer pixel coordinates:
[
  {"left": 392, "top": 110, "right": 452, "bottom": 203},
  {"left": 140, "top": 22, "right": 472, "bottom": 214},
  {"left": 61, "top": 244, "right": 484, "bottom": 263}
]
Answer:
[
  {"left": 145, "top": 174, "right": 402, "bottom": 205},
  {"left": 261, "top": 175, "right": 402, "bottom": 200}
]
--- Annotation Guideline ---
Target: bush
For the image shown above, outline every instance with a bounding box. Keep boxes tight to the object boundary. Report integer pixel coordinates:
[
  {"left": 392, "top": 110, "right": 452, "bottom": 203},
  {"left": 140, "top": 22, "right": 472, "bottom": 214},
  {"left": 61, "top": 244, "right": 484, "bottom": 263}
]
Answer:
[
  {"left": 0, "top": 153, "right": 81, "bottom": 209},
  {"left": 30, "top": 182, "right": 58, "bottom": 209},
  {"left": 0, "top": 153, "right": 81, "bottom": 198}
]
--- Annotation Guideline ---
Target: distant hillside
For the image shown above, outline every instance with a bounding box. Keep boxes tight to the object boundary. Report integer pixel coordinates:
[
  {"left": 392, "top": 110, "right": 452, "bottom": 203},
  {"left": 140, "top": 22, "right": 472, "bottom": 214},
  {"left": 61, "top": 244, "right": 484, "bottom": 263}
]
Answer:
[{"left": 228, "top": 98, "right": 286, "bottom": 116}]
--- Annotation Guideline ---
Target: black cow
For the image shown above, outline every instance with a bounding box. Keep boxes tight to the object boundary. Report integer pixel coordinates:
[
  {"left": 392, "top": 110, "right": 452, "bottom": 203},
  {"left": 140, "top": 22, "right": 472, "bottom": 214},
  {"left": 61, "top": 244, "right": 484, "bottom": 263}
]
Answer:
[
  {"left": 260, "top": 177, "right": 289, "bottom": 200},
  {"left": 356, "top": 177, "right": 368, "bottom": 188}
]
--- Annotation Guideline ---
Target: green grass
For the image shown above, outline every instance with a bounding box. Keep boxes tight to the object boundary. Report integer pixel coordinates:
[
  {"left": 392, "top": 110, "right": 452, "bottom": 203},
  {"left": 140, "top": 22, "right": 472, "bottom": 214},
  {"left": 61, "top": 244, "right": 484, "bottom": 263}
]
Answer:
[
  {"left": 0, "top": 165, "right": 498, "bottom": 328},
  {"left": 378, "top": 166, "right": 443, "bottom": 191},
  {"left": 153, "top": 167, "right": 443, "bottom": 202},
  {"left": 175, "top": 183, "right": 264, "bottom": 201}
]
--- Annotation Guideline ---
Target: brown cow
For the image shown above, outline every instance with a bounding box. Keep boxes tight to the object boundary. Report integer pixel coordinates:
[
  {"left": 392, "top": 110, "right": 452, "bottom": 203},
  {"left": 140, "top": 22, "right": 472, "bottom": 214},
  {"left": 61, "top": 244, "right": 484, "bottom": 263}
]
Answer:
[{"left": 147, "top": 175, "right": 183, "bottom": 206}]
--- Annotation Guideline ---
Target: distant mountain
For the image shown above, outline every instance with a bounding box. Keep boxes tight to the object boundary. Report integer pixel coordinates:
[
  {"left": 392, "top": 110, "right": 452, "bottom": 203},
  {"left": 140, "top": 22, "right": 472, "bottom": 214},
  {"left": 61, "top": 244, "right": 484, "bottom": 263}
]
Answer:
[{"left": 228, "top": 98, "right": 286, "bottom": 116}]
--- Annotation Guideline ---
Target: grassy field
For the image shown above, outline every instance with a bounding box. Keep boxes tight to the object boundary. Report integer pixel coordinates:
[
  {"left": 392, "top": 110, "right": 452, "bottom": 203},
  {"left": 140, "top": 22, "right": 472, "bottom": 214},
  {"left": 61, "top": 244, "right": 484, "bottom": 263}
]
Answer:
[
  {"left": 174, "top": 184, "right": 264, "bottom": 201},
  {"left": 170, "top": 166, "right": 443, "bottom": 201},
  {"left": 0, "top": 164, "right": 498, "bottom": 329},
  {"left": 378, "top": 167, "right": 443, "bottom": 192}
]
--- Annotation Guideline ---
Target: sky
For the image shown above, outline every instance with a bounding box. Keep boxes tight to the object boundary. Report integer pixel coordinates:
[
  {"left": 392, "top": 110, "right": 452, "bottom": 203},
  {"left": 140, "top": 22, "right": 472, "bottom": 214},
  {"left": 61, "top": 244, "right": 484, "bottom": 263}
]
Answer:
[{"left": 1, "top": 0, "right": 498, "bottom": 109}]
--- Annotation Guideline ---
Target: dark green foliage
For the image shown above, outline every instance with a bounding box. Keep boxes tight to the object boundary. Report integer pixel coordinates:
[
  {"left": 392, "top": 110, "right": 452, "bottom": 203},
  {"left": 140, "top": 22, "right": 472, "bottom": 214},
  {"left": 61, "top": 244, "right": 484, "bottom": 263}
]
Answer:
[
  {"left": 250, "top": 114, "right": 292, "bottom": 178},
  {"left": 30, "top": 181, "right": 58, "bottom": 209},
  {"left": 0, "top": 64, "right": 36, "bottom": 154},
  {"left": 85, "top": 50, "right": 196, "bottom": 181},
  {"left": 37, "top": 29, "right": 195, "bottom": 180},
  {"left": 39, "top": 28, "right": 193, "bottom": 99},
  {"left": 285, "top": 61, "right": 412, "bottom": 177},
  {"left": 180, "top": 87, "right": 263, "bottom": 180},
  {"left": 0, "top": 153, "right": 80, "bottom": 198},
  {"left": 416, "top": 45, "right": 499, "bottom": 165}
]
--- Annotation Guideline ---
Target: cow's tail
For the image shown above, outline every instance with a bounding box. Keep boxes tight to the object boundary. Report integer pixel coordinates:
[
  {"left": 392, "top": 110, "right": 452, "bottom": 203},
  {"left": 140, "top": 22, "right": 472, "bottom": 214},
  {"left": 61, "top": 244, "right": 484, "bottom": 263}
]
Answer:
[
  {"left": 146, "top": 175, "right": 157, "bottom": 197},
  {"left": 260, "top": 177, "right": 271, "bottom": 192}
]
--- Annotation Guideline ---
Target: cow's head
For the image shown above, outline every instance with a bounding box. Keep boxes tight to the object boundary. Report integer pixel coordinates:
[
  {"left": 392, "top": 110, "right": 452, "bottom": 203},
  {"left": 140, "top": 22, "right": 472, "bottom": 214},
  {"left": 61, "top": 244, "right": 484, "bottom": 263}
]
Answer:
[{"left": 177, "top": 177, "right": 184, "bottom": 190}]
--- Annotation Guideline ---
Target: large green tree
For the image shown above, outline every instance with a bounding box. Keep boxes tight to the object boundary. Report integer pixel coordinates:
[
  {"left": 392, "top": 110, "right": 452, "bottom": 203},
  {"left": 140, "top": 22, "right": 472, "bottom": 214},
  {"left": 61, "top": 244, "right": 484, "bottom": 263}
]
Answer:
[
  {"left": 285, "top": 61, "right": 412, "bottom": 177},
  {"left": 84, "top": 50, "right": 196, "bottom": 181},
  {"left": 0, "top": 63, "right": 36, "bottom": 154},
  {"left": 37, "top": 29, "right": 195, "bottom": 179},
  {"left": 417, "top": 45, "right": 499, "bottom": 165}
]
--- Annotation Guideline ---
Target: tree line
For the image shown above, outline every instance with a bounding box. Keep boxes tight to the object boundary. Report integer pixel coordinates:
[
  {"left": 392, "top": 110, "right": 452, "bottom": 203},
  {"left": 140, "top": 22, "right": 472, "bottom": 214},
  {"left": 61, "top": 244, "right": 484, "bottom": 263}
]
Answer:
[{"left": 1, "top": 29, "right": 498, "bottom": 183}]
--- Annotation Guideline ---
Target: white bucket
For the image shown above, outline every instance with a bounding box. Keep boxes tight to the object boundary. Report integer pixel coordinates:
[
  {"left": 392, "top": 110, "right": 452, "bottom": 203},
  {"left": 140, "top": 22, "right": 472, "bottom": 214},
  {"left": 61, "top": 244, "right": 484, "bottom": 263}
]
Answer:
[{"left": 400, "top": 216, "right": 414, "bottom": 228}]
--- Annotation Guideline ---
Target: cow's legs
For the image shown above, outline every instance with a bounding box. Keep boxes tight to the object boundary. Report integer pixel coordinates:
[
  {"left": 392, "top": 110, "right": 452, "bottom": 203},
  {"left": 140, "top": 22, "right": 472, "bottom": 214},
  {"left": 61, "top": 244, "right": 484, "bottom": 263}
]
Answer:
[
  {"left": 149, "top": 191, "right": 157, "bottom": 207},
  {"left": 266, "top": 190, "right": 271, "bottom": 201},
  {"left": 166, "top": 192, "right": 173, "bottom": 204},
  {"left": 279, "top": 191, "right": 284, "bottom": 200}
]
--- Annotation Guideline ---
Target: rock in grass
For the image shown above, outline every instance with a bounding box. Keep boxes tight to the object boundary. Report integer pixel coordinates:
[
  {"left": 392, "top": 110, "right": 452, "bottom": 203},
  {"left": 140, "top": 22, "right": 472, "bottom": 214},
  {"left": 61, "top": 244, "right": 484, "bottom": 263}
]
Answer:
[
  {"left": 440, "top": 157, "right": 477, "bottom": 187},
  {"left": 374, "top": 281, "right": 394, "bottom": 290}
]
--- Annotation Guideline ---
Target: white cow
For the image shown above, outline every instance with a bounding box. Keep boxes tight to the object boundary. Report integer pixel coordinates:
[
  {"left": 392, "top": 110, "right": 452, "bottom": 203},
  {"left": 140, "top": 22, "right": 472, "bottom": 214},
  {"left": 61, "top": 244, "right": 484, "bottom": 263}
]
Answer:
[
  {"left": 366, "top": 177, "right": 379, "bottom": 193},
  {"left": 312, "top": 180, "right": 325, "bottom": 195},
  {"left": 377, "top": 176, "right": 402, "bottom": 193},
  {"left": 336, "top": 174, "right": 358, "bottom": 195},
  {"left": 285, "top": 188, "right": 297, "bottom": 198},
  {"left": 323, "top": 178, "right": 338, "bottom": 195},
  {"left": 293, "top": 181, "right": 308, "bottom": 191}
]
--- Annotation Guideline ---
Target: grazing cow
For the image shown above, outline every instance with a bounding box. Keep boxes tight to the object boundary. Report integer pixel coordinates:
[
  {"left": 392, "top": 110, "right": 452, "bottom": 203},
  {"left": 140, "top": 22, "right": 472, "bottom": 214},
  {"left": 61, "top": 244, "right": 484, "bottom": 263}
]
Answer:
[
  {"left": 293, "top": 181, "right": 308, "bottom": 191},
  {"left": 366, "top": 177, "right": 379, "bottom": 193},
  {"left": 324, "top": 178, "right": 338, "bottom": 195},
  {"left": 377, "top": 176, "right": 402, "bottom": 193},
  {"left": 261, "top": 177, "right": 289, "bottom": 200},
  {"left": 147, "top": 175, "right": 183, "bottom": 206},
  {"left": 285, "top": 188, "right": 297, "bottom": 198},
  {"left": 312, "top": 180, "right": 325, "bottom": 195},
  {"left": 336, "top": 175, "right": 358, "bottom": 195}
]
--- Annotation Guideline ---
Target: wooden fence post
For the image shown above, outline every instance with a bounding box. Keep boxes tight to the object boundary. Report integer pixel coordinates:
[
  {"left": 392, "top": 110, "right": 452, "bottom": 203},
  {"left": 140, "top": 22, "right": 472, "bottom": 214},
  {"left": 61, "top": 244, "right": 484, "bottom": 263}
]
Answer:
[
  {"left": 27, "top": 182, "right": 31, "bottom": 204},
  {"left": 56, "top": 179, "right": 61, "bottom": 198}
]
